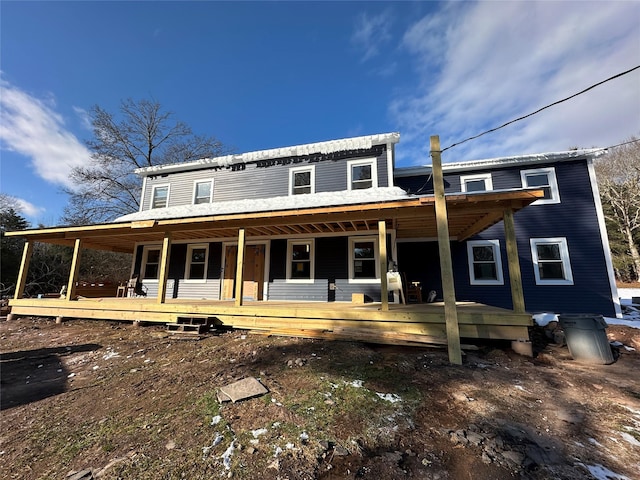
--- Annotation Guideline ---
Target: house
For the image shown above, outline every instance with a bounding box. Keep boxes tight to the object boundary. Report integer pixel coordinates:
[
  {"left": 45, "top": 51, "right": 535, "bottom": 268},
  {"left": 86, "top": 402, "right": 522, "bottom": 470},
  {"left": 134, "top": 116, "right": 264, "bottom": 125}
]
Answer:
[{"left": 6, "top": 132, "right": 619, "bottom": 364}]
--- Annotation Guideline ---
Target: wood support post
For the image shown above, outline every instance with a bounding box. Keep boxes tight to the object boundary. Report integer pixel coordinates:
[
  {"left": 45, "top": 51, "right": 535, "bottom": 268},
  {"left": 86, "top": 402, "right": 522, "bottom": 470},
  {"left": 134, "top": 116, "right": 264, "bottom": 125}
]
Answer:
[
  {"left": 157, "top": 232, "right": 172, "bottom": 304},
  {"left": 378, "top": 220, "right": 389, "bottom": 311},
  {"left": 503, "top": 208, "right": 526, "bottom": 313},
  {"left": 66, "top": 239, "right": 83, "bottom": 301},
  {"left": 235, "top": 228, "right": 246, "bottom": 307},
  {"left": 431, "top": 135, "right": 462, "bottom": 365},
  {"left": 14, "top": 240, "right": 33, "bottom": 300}
]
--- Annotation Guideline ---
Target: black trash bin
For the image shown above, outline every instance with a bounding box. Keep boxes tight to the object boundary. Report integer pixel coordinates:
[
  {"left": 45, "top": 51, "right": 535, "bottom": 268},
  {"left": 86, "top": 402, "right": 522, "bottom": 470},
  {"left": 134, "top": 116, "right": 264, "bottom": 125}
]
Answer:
[{"left": 558, "top": 314, "right": 614, "bottom": 364}]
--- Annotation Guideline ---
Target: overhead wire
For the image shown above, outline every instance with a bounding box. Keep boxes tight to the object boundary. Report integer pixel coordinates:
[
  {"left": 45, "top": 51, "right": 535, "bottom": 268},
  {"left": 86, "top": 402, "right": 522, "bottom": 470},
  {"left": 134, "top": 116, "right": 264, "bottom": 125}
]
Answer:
[{"left": 438, "top": 65, "right": 640, "bottom": 154}]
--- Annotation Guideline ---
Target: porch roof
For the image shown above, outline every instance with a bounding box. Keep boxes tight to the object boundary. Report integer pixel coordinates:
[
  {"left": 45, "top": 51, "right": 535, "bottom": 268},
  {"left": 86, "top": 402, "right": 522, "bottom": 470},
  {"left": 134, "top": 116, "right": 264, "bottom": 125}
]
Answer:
[{"left": 5, "top": 189, "right": 543, "bottom": 253}]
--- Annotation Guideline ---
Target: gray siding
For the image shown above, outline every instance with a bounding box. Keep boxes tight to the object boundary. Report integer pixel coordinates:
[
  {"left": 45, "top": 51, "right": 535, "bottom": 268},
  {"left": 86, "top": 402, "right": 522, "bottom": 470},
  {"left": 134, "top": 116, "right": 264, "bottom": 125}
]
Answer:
[{"left": 141, "top": 147, "right": 389, "bottom": 211}]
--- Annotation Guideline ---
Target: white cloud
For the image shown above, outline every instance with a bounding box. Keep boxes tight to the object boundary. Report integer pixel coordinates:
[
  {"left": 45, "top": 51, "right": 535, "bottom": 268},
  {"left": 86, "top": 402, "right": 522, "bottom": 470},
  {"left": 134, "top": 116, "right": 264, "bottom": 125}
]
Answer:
[
  {"left": 15, "top": 198, "right": 45, "bottom": 218},
  {"left": 391, "top": 1, "right": 640, "bottom": 165},
  {"left": 0, "top": 77, "right": 91, "bottom": 188},
  {"left": 352, "top": 10, "right": 393, "bottom": 62}
]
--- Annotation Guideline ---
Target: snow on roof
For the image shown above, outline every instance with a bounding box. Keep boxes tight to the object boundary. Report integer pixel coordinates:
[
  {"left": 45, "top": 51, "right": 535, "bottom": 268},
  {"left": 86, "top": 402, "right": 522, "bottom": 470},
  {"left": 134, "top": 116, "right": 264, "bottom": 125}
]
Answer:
[
  {"left": 136, "top": 132, "right": 401, "bottom": 177},
  {"left": 395, "top": 148, "right": 605, "bottom": 177},
  {"left": 114, "top": 187, "right": 410, "bottom": 223}
]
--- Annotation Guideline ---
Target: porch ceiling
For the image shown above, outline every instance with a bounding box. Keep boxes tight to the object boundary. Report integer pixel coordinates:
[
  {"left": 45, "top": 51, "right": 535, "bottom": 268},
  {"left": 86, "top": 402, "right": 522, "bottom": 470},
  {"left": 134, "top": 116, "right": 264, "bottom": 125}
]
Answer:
[{"left": 6, "top": 190, "right": 542, "bottom": 252}]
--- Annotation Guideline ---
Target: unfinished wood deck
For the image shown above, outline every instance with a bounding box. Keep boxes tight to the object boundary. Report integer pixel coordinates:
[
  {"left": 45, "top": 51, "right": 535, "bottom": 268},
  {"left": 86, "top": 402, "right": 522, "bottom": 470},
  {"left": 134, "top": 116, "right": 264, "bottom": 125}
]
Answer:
[{"left": 8, "top": 297, "right": 532, "bottom": 346}]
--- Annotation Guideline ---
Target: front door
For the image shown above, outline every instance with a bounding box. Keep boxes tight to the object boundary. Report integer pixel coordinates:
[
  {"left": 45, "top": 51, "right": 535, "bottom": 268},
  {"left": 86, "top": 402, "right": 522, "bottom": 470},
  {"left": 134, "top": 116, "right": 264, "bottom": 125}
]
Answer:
[{"left": 222, "top": 244, "right": 266, "bottom": 301}]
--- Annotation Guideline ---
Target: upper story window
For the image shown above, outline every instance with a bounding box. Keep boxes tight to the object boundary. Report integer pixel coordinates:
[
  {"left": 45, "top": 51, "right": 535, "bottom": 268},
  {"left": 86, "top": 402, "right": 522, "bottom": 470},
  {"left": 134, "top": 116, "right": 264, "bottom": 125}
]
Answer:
[
  {"left": 186, "top": 244, "right": 209, "bottom": 280},
  {"left": 141, "top": 246, "right": 161, "bottom": 280},
  {"left": 460, "top": 173, "right": 493, "bottom": 193},
  {"left": 348, "top": 159, "right": 378, "bottom": 190},
  {"left": 521, "top": 167, "right": 560, "bottom": 204},
  {"left": 289, "top": 166, "right": 315, "bottom": 195},
  {"left": 530, "top": 238, "right": 574, "bottom": 285},
  {"left": 349, "top": 236, "right": 379, "bottom": 282},
  {"left": 193, "top": 180, "right": 214, "bottom": 204},
  {"left": 466, "top": 240, "right": 503, "bottom": 285},
  {"left": 286, "top": 239, "right": 315, "bottom": 282},
  {"left": 151, "top": 185, "right": 170, "bottom": 209}
]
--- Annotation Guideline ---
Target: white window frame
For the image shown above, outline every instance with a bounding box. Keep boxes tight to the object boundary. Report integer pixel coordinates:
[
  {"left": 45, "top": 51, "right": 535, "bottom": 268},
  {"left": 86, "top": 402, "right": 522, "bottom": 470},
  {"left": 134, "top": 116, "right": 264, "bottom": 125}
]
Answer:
[
  {"left": 521, "top": 167, "right": 560, "bottom": 205},
  {"left": 460, "top": 173, "right": 493, "bottom": 193},
  {"left": 289, "top": 166, "right": 315, "bottom": 196},
  {"left": 192, "top": 179, "right": 214, "bottom": 205},
  {"left": 151, "top": 184, "right": 170, "bottom": 209},
  {"left": 348, "top": 236, "right": 380, "bottom": 283},
  {"left": 347, "top": 158, "right": 378, "bottom": 191},
  {"left": 286, "top": 239, "right": 315, "bottom": 283},
  {"left": 185, "top": 244, "right": 209, "bottom": 282},
  {"left": 466, "top": 240, "right": 504, "bottom": 285},
  {"left": 141, "top": 245, "right": 162, "bottom": 281},
  {"left": 530, "top": 237, "right": 574, "bottom": 285}
]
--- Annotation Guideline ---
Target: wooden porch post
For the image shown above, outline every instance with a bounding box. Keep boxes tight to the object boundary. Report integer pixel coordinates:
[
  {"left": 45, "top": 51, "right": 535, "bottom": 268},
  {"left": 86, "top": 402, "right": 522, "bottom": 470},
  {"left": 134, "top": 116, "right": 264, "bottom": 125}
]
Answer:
[
  {"left": 66, "top": 238, "right": 83, "bottom": 302},
  {"left": 503, "top": 208, "right": 526, "bottom": 313},
  {"left": 13, "top": 240, "right": 33, "bottom": 300},
  {"left": 378, "top": 220, "right": 389, "bottom": 311},
  {"left": 431, "top": 135, "right": 462, "bottom": 365},
  {"left": 235, "top": 228, "right": 246, "bottom": 307},
  {"left": 156, "top": 232, "right": 172, "bottom": 304}
]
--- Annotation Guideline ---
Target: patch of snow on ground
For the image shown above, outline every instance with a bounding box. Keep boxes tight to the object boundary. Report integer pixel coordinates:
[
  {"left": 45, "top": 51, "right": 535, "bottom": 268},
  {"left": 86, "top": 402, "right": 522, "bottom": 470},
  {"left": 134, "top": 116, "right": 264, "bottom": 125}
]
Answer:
[
  {"left": 376, "top": 393, "right": 402, "bottom": 403},
  {"left": 618, "top": 288, "right": 640, "bottom": 306},
  {"left": 210, "top": 415, "right": 222, "bottom": 426},
  {"left": 251, "top": 428, "right": 268, "bottom": 438},
  {"left": 221, "top": 441, "right": 235, "bottom": 470},
  {"left": 620, "top": 432, "right": 640, "bottom": 447},
  {"left": 102, "top": 349, "right": 120, "bottom": 360},
  {"left": 348, "top": 380, "right": 364, "bottom": 388},
  {"left": 584, "top": 463, "right": 630, "bottom": 480}
]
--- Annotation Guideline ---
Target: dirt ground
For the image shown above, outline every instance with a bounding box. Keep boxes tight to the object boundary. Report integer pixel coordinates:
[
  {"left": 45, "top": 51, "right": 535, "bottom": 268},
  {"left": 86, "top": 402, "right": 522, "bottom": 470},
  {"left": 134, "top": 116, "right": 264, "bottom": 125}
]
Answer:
[{"left": 1, "top": 316, "right": 639, "bottom": 480}]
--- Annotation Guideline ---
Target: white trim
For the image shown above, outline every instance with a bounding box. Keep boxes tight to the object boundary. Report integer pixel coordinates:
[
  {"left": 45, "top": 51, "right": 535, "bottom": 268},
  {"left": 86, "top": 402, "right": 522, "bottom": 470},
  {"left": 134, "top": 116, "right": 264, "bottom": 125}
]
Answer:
[
  {"left": 286, "top": 239, "right": 315, "bottom": 283},
  {"left": 530, "top": 238, "right": 574, "bottom": 285},
  {"left": 347, "top": 158, "right": 378, "bottom": 191},
  {"left": 348, "top": 235, "right": 380, "bottom": 283},
  {"left": 151, "top": 184, "right": 170, "bottom": 209},
  {"left": 520, "top": 167, "right": 560, "bottom": 205},
  {"left": 141, "top": 244, "right": 162, "bottom": 281},
  {"left": 587, "top": 160, "right": 622, "bottom": 317},
  {"left": 192, "top": 179, "right": 214, "bottom": 205},
  {"left": 185, "top": 243, "right": 209, "bottom": 282},
  {"left": 386, "top": 142, "right": 394, "bottom": 187},
  {"left": 289, "top": 165, "right": 315, "bottom": 196},
  {"left": 467, "top": 240, "right": 504, "bottom": 285},
  {"left": 139, "top": 177, "right": 147, "bottom": 212},
  {"left": 460, "top": 173, "right": 493, "bottom": 192}
]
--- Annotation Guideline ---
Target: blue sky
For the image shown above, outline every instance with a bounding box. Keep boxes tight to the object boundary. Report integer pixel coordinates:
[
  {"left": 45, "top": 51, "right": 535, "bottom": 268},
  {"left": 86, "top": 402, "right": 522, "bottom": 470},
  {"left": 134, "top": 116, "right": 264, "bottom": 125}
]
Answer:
[{"left": 1, "top": 1, "right": 639, "bottom": 226}]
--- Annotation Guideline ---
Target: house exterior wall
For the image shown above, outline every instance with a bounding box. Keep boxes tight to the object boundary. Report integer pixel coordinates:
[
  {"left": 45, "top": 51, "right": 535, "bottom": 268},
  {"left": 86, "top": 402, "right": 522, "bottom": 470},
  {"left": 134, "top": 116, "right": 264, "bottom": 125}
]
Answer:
[
  {"left": 395, "top": 159, "right": 617, "bottom": 316},
  {"left": 140, "top": 146, "right": 390, "bottom": 211}
]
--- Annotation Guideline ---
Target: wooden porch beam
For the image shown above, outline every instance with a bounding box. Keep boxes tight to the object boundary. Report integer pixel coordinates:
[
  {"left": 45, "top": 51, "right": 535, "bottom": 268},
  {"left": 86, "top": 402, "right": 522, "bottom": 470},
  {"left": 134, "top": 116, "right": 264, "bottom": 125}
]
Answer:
[
  {"left": 379, "top": 220, "right": 389, "bottom": 311},
  {"left": 431, "top": 135, "right": 462, "bottom": 365},
  {"left": 156, "top": 232, "right": 172, "bottom": 304},
  {"left": 235, "top": 228, "right": 246, "bottom": 307},
  {"left": 66, "top": 238, "right": 83, "bottom": 302},
  {"left": 503, "top": 208, "right": 526, "bottom": 313},
  {"left": 457, "top": 210, "right": 505, "bottom": 241},
  {"left": 13, "top": 240, "right": 33, "bottom": 300}
]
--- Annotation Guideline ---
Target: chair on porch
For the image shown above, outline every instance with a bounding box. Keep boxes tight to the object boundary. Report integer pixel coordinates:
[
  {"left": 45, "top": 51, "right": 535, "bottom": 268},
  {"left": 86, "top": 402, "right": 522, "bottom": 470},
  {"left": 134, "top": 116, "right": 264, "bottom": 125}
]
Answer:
[{"left": 126, "top": 276, "right": 147, "bottom": 297}]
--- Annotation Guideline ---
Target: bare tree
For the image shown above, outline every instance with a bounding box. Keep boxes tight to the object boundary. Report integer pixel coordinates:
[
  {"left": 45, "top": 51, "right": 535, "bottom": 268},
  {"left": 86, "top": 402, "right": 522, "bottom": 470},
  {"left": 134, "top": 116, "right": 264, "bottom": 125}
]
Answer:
[
  {"left": 595, "top": 138, "right": 640, "bottom": 283},
  {"left": 63, "top": 98, "right": 230, "bottom": 224}
]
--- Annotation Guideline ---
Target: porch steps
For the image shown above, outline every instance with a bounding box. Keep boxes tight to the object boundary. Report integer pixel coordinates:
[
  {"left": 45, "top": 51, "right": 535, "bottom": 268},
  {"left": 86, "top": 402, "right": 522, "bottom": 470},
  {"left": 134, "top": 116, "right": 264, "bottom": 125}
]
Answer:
[{"left": 166, "top": 316, "right": 211, "bottom": 335}]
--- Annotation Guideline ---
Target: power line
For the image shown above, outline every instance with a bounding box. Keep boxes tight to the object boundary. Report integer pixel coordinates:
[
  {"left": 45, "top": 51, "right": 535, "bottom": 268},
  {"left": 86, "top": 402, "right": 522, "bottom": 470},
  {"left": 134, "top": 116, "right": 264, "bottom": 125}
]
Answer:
[{"left": 439, "top": 65, "right": 640, "bottom": 154}]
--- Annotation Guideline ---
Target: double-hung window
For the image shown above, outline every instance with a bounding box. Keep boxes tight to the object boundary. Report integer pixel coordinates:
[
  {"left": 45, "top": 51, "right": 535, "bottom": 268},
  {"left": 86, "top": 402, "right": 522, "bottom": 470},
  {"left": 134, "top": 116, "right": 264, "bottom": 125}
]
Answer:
[
  {"left": 460, "top": 173, "right": 493, "bottom": 192},
  {"left": 521, "top": 167, "right": 560, "bottom": 204},
  {"left": 186, "top": 244, "right": 208, "bottom": 280},
  {"left": 289, "top": 166, "right": 314, "bottom": 195},
  {"left": 193, "top": 180, "right": 214, "bottom": 204},
  {"left": 530, "top": 238, "right": 573, "bottom": 285},
  {"left": 141, "top": 246, "right": 161, "bottom": 280},
  {"left": 348, "top": 159, "right": 377, "bottom": 190},
  {"left": 286, "top": 240, "right": 314, "bottom": 281},
  {"left": 467, "top": 240, "right": 503, "bottom": 285},
  {"left": 349, "top": 236, "right": 379, "bottom": 281},
  {"left": 151, "top": 185, "right": 169, "bottom": 209}
]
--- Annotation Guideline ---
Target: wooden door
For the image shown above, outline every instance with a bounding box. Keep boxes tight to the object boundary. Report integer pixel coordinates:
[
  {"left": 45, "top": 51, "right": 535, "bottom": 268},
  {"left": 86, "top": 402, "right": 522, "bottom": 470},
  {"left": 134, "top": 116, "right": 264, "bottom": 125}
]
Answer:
[{"left": 222, "top": 244, "right": 265, "bottom": 301}]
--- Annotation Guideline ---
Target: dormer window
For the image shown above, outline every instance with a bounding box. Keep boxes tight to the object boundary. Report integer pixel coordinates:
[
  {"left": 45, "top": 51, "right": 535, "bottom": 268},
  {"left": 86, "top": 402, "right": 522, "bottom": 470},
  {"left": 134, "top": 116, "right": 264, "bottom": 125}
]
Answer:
[
  {"left": 193, "top": 180, "right": 214, "bottom": 204},
  {"left": 521, "top": 167, "right": 560, "bottom": 204},
  {"left": 348, "top": 159, "right": 377, "bottom": 190},
  {"left": 289, "top": 166, "right": 315, "bottom": 195},
  {"left": 151, "top": 185, "right": 169, "bottom": 209}
]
